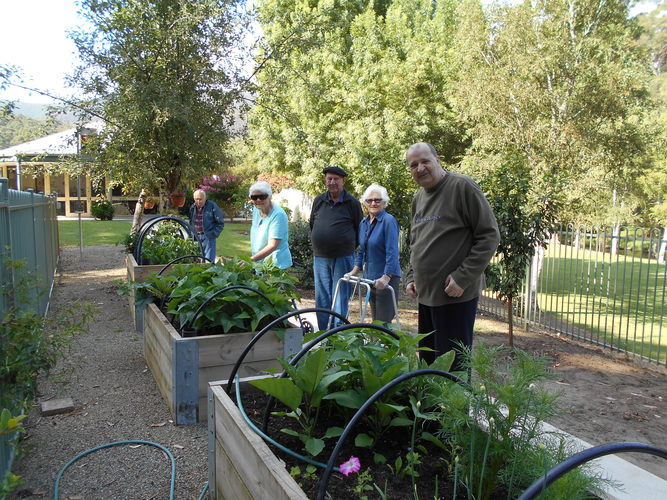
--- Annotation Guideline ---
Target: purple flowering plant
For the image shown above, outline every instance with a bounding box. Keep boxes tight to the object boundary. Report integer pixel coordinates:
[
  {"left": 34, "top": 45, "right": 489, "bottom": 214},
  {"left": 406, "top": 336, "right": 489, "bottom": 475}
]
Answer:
[
  {"left": 339, "top": 456, "right": 361, "bottom": 476},
  {"left": 198, "top": 173, "right": 247, "bottom": 218}
]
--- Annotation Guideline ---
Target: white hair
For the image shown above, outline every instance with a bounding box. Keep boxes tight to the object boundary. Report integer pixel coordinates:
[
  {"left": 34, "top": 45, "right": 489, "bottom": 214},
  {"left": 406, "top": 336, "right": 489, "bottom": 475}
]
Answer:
[
  {"left": 248, "top": 181, "right": 272, "bottom": 197},
  {"left": 362, "top": 184, "right": 390, "bottom": 205},
  {"left": 193, "top": 189, "right": 207, "bottom": 199}
]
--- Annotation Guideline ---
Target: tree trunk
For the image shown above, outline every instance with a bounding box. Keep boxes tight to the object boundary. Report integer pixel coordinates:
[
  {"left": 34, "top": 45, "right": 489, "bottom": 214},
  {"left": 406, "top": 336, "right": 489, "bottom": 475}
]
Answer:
[
  {"left": 659, "top": 227, "right": 667, "bottom": 265},
  {"left": 507, "top": 295, "right": 514, "bottom": 347},
  {"left": 611, "top": 223, "right": 620, "bottom": 256},
  {"left": 130, "top": 190, "right": 147, "bottom": 235}
]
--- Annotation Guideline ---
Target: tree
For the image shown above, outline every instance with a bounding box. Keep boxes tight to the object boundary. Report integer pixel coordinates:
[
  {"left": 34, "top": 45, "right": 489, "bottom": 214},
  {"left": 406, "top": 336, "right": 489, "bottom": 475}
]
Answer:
[
  {"left": 247, "top": 0, "right": 467, "bottom": 226},
  {"left": 482, "top": 153, "right": 555, "bottom": 346},
  {"left": 454, "top": 0, "right": 654, "bottom": 339},
  {"left": 68, "top": 0, "right": 246, "bottom": 205}
]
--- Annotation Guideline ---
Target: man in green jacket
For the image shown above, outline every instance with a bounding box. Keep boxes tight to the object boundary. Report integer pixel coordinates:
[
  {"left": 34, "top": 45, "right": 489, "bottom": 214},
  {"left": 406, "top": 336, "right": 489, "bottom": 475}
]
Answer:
[{"left": 404, "top": 142, "right": 500, "bottom": 371}]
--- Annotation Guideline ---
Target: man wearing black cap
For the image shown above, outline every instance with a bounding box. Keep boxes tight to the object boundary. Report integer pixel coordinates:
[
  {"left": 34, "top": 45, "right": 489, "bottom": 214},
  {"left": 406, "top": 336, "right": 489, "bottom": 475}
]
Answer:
[{"left": 309, "top": 166, "right": 363, "bottom": 330}]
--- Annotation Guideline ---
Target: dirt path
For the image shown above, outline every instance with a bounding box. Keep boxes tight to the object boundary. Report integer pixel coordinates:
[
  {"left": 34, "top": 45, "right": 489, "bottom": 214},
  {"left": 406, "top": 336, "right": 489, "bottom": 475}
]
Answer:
[{"left": 9, "top": 245, "right": 667, "bottom": 500}]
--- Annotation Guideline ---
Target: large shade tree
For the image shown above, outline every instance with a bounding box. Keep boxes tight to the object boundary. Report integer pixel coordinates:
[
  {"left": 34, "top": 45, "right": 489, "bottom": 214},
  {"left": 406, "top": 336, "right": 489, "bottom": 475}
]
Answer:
[
  {"left": 68, "top": 0, "right": 246, "bottom": 201},
  {"left": 454, "top": 0, "right": 654, "bottom": 337},
  {"left": 247, "top": 0, "right": 467, "bottom": 226}
]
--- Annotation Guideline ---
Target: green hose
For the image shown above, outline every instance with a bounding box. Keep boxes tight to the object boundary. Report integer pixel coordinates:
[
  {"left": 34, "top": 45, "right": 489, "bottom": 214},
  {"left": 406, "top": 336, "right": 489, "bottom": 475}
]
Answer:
[
  {"left": 53, "top": 440, "right": 177, "bottom": 500},
  {"left": 234, "top": 376, "right": 340, "bottom": 472}
]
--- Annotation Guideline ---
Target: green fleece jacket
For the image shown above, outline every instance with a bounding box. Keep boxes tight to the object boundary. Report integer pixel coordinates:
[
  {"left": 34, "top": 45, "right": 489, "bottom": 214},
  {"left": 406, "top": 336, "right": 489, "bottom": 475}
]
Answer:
[{"left": 405, "top": 172, "right": 500, "bottom": 307}]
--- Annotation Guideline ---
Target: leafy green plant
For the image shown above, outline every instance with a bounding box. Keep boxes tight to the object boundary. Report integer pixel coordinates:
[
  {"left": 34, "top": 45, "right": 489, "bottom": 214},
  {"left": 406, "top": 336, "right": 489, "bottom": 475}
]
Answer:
[
  {"left": 435, "top": 344, "right": 605, "bottom": 500},
  {"left": 131, "top": 257, "right": 300, "bottom": 334},
  {"left": 118, "top": 231, "right": 138, "bottom": 255},
  {"left": 248, "top": 333, "right": 606, "bottom": 498},
  {"left": 128, "top": 221, "right": 202, "bottom": 265},
  {"left": 250, "top": 327, "right": 442, "bottom": 459},
  {"left": 1, "top": 260, "right": 96, "bottom": 409},
  {"left": 91, "top": 198, "right": 115, "bottom": 220},
  {"left": 1, "top": 259, "right": 95, "bottom": 497}
]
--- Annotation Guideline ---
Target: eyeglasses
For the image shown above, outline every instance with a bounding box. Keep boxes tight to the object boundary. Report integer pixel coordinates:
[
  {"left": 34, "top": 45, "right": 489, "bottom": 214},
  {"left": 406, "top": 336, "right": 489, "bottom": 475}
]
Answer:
[
  {"left": 365, "top": 198, "right": 383, "bottom": 205},
  {"left": 250, "top": 194, "right": 269, "bottom": 201}
]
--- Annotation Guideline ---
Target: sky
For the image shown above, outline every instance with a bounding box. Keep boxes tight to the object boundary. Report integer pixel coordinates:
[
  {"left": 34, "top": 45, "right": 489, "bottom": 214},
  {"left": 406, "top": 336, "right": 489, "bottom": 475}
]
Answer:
[
  {"left": 0, "top": 0, "right": 660, "bottom": 106},
  {"left": 0, "top": 0, "right": 82, "bottom": 104}
]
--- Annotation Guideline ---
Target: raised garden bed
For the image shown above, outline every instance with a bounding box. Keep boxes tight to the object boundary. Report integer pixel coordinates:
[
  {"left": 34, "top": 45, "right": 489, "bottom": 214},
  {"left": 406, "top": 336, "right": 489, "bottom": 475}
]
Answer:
[
  {"left": 207, "top": 377, "right": 667, "bottom": 500},
  {"left": 125, "top": 253, "right": 166, "bottom": 331},
  {"left": 207, "top": 378, "right": 308, "bottom": 500},
  {"left": 144, "top": 303, "right": 302, "bottom": 425}
]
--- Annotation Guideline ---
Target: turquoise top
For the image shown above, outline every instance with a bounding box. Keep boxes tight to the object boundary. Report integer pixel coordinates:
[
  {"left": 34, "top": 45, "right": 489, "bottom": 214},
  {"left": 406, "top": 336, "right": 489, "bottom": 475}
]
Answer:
[{"left": 250, "top": 204, "right": 292, "bottom": 269}]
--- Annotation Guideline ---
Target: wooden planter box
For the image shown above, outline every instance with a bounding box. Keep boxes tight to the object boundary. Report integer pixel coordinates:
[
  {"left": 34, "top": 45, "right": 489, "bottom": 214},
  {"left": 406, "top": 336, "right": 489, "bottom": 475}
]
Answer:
[
  {"left": 207, "top": 378, "right": 308, "bottom": 500},
  {"left": 125, "top": 253, "right": 167, "bottom": 332},
  {"left": 206, "top": 378, "right": 667, "bottom": 500},
  {"left": 144, "top": 304, "right": 303, "bottom": 425}
]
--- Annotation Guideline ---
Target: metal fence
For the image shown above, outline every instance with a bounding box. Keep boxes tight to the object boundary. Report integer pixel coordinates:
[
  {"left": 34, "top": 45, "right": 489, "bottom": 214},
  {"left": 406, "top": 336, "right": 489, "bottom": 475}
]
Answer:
[
  {"left": 0, "top": 177, "right": 59, "bottom": 317},
  {"left": 480, "top": 224, "right": 667, "bottom": 366},
  {"left": 0, "top": 177, "right": 59, "bottom": 491}
]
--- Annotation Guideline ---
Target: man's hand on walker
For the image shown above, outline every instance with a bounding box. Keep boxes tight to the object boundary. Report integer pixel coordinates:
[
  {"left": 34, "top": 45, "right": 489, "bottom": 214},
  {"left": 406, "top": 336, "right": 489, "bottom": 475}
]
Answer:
[
  {"left": 444, "top": 275, "right": 463, "bottom": 297},
  {"left": 406, "top": 282, "right": 417, "bottom": 298}
]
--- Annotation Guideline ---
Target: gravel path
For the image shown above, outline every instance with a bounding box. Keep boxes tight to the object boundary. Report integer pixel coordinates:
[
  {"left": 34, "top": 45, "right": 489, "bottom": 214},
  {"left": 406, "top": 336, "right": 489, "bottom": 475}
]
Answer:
[{"left": 10, "top": 246, "right": 209, "bottom": 500}]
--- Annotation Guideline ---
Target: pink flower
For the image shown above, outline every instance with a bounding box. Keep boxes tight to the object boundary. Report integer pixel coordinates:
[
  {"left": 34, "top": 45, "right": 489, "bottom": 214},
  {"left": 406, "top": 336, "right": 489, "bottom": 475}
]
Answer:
[{"left": 339, "top": 456, "right": 361, "bottom": 476}]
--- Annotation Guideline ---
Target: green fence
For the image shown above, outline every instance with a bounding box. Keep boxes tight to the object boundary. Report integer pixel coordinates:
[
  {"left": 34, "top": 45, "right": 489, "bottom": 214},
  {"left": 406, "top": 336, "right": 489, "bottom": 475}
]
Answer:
[
  {"left": 0, "top": 177, "right": 59, "bottom": 316},
  {"left": 0, "top": 177, "right": 59, "bottom": 495},
  {"left": 480, "top": 224, "right": 667, "bottom": 366}
]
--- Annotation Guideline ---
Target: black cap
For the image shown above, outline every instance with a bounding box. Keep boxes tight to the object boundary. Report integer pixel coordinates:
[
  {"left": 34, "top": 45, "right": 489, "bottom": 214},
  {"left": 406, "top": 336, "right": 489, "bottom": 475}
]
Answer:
[{"left": 322, "top": 166, "right": 348, "bottom": 177}]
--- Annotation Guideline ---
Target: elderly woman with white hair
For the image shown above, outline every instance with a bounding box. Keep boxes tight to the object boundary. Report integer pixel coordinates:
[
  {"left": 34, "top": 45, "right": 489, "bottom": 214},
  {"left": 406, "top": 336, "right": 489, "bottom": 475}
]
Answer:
[
  {"left": 248, "top": 181, "right": 292, "bottom": 269},
  {"left": 349, "top": 184, "right": 402, "bottom": 323}
]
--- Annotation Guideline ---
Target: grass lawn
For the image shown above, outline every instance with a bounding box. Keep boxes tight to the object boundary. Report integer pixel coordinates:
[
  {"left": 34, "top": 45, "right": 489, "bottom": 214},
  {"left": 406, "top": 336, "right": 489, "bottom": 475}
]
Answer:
[
  {"left": 59, "top": 220, "right": 132, "bottom": 247},
  {"left": 58, "top": 219, "right": 251, "bottom": 257},
  {"left": 536, "top": 245, "right": 666, "bottom": 362}
]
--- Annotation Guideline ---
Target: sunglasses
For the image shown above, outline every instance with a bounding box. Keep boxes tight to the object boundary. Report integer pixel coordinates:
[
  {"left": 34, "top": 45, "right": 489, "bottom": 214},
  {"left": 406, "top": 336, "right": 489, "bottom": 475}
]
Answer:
[
  {"left": 365, "top": 198, "right": 383, "bottom": 205},
  {"left": 250, "top": 194, "right": 269, "bottom": 201}
]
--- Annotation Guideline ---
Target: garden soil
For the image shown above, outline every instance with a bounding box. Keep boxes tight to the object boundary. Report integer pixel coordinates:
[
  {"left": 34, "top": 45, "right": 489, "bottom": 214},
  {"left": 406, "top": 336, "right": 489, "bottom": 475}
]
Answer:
[{"left": 8, "top": 245, "right": 667, "bottom": 500}]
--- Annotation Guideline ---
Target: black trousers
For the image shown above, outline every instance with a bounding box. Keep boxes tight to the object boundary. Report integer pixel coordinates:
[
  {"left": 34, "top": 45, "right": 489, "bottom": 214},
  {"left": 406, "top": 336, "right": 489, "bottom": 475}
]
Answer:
[{"left": 417, "top": 297, "right": 479, "bottom": 372}]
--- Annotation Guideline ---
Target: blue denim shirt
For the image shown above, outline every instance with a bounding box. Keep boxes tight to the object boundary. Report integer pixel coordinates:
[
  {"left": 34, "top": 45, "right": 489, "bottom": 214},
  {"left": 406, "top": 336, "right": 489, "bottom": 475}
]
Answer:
[
  {"left": 189, "top": 200, "right": 224, "bottom": 239},
  {"left": 354, "top": 210, "right": 402, "bottom": 279}
]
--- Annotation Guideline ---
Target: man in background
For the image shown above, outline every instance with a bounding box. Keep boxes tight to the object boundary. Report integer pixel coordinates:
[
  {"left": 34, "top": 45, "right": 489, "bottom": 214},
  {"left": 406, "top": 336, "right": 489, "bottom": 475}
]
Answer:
[{"left": 189, "top": 189, "right": 224, "bottom": 262}]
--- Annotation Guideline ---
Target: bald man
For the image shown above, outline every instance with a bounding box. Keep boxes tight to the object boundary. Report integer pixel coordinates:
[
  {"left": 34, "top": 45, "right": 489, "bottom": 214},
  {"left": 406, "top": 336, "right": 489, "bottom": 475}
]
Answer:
[{"left": 404, "top": 142, "right": 499, "bottom": 371}]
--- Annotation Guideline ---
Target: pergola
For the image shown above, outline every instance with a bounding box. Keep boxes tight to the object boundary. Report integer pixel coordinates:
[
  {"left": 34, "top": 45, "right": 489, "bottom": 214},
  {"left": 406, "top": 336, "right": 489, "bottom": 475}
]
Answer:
[{"left": 0, "top": 123, "right": 104, "bottom": 216}]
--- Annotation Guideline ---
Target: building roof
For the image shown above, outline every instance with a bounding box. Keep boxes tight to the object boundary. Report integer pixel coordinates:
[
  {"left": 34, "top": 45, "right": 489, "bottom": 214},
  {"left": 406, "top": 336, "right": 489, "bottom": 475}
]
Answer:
[{"left": 0, "top": 122, "right": 104, "bottom": 161}]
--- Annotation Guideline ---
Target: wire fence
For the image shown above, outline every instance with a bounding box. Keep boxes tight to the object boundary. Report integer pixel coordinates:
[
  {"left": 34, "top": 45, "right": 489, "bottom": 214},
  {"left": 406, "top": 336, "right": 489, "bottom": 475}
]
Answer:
[{"left": 480, "top": 224, "right": 667, "bottom": 366}]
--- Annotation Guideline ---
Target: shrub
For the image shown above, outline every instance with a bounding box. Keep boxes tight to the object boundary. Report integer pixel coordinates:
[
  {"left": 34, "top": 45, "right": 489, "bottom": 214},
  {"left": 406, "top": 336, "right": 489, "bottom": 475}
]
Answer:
[
  {"left": 289, "top": 219, "right": 313, "bottom": 287},
  {"left": 91, "top": 199, "right": 114, "bottom": 220}
]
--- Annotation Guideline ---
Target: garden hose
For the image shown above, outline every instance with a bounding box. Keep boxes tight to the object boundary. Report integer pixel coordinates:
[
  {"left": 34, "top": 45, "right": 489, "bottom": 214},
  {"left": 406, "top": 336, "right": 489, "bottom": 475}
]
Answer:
[
  {"left": 234, "top": 376, "right": 341, "bottom": 473},
  {"left": 53, "top": 439, "right": 208, "bottom": 500}
]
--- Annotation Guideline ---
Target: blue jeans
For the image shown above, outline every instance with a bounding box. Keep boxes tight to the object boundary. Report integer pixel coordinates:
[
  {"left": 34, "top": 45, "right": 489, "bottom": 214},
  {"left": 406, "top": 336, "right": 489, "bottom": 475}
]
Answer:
[
  {"left": 313, "top": 255, "right": 354, "bottom": 330},
  {"left": 197, "top": 233, "right": 217, "bottom": 262}
]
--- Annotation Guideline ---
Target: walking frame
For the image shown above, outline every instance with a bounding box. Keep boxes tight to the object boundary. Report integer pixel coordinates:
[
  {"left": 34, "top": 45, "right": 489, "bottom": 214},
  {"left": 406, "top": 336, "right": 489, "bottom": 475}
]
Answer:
[{"left": 328, "top": 274, "right": 401, "bottom": 330}]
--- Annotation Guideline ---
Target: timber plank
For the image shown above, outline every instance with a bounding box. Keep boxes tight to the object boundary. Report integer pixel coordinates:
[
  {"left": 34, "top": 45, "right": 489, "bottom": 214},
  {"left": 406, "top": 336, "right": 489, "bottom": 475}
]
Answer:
[{"left": 211, "top": 386, "right": 307, "bottom": 500}]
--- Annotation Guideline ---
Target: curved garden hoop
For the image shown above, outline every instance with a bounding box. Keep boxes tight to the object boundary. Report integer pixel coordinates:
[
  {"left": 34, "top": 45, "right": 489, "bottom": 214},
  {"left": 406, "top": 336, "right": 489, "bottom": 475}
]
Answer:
[
  {"left": 179, "top": 285, "right": 273, "bottom": 336},
  {"left": 316, "top": 368, "right": 469, "bottom": 500},
  {"left": 133, "top": 216, "right": 202, "bottom": 264},
  {"left": 225, "top": 307, "right": 350, "bottom": 395},
  {"left": 517, "top": 441, "right": 667, "bottom": 500},
  {"left": 260, "top": 322, "right": 402, "bottom": 433},
  {"left": 156, "top": 254, "right": 213, "bottom": 276}
]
